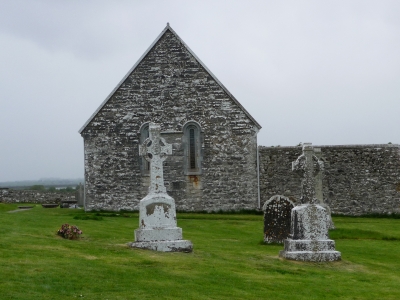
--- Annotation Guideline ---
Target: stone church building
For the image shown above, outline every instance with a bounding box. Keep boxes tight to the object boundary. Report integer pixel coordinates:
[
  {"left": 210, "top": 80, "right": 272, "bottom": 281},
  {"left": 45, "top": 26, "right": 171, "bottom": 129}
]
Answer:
[
  {"left": 80, "top": 24, "right": 400, "bottom": 215},
  {"left": 79, "top": 24, "right": 262, "bottom": 212}
]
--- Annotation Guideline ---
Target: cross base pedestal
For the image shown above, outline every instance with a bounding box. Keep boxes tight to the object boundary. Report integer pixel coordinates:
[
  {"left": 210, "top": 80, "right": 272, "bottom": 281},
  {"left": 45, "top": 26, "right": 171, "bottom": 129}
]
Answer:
[
  {"left": 279, "top": 239, "right": 341, "bottom": 262},
  {"left": 134, "top": 227, "right": 183, "bottom": 241},
  {"left": 279, "top": 250, "right": 341, "bottom": 262},
  {"left": 129, "top": 239, "right": 193, "bottom": 252},
  {"left": 129, "top": 192, "right": 193, "bottom": 252}
]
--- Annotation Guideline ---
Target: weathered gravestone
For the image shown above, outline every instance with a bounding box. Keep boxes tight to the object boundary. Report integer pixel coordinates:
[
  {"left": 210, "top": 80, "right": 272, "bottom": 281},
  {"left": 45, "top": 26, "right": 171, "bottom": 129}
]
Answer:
[
  {"left": 263, "top": 195, "right": 294, "bottom": 243},
  {"left": 279, "top": 143, "right": 341, "bottom": 262},
  {"left": 129, "top": 123, "right": 193, "bottom": 252}
]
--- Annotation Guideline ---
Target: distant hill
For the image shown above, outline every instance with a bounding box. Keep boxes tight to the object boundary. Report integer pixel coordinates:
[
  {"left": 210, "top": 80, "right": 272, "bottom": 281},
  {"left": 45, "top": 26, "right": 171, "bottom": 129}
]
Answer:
[{"left": 0, "top": 178, "right": 84, "bottom": 189}]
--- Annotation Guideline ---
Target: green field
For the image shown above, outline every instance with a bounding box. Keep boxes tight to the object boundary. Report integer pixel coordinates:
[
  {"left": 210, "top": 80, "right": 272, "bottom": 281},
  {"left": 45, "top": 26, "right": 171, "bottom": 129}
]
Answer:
[{"left": 1, "top": 203, "right": 400, "bottom": 299}]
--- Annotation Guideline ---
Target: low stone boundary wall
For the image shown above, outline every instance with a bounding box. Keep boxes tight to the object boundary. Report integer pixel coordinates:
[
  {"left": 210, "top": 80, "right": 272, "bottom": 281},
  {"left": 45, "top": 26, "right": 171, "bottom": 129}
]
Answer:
[
  {"left": 259, "top": 144, "right": 400, "bottom": 216},
  {"left": 0, "top": 189, "right": 77, "bottom": 204}
]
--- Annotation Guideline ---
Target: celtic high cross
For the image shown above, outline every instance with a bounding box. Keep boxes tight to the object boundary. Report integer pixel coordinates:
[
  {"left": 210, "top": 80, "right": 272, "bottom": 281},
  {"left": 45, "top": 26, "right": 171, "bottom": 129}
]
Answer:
[
  {"left": 139, "top": 123, "right": 172, "bottom": 194},
  {"left": 292, "top": 143, "right": 324, "bottom": 204}
]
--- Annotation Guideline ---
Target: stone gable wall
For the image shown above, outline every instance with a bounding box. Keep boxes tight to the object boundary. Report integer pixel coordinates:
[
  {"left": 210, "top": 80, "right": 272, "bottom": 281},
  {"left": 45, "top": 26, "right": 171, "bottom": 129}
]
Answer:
[
  {"left": 81, "top": 29, "right": 259, "bottom": 212},
  {"left": 258, "top": 144, "right": 400, "bottom": 215}
]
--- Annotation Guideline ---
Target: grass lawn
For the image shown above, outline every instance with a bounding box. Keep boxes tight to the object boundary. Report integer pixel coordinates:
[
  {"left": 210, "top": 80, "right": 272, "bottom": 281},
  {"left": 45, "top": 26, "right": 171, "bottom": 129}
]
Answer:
[{"left": 1, "top": 203, "right": 400, "bottom": 299}]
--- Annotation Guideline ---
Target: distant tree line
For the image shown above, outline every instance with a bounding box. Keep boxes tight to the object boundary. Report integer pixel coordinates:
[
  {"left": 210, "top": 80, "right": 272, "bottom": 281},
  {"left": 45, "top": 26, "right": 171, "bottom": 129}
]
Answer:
[
  {"left": 28, "top": 185, "right": 77, "bottom": 193},
  {"left": 0, "top": 178, "right": 84, "bottom": 188}
]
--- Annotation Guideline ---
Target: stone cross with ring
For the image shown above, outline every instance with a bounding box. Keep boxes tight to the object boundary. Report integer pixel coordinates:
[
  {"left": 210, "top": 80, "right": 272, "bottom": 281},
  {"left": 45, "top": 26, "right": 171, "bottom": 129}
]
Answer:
[
  {"left": 292, "top": 143, "right": 324, "bottom": 204},
  {"left": 139, "top": 123, "right": 172, "bottom": 194}
]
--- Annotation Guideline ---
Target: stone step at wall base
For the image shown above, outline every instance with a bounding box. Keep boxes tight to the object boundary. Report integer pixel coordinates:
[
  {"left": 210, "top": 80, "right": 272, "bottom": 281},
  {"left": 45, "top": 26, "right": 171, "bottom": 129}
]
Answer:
[
  {"left": 279, "top": 250, "right": 341, "bottom": 262},
  {"left": 283, "top": 239, "right": 337, "bottom": 252},
  {"left": 134, "top": 227, "right": 183, "bottom": 242},
  {"left": 128, "top": 240, "right": 193, "bottom": 252}
]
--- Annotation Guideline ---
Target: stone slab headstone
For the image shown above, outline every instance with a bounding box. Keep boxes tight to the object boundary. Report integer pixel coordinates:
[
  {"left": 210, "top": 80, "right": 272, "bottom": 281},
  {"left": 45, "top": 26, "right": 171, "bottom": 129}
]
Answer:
[
  {"left": 129, "top": 123, "right": 193, "bottom": 252},
  {"left": 279, "top": 143, "right": 341, "bottom": 262},
  {"left": 263, "top": 195, "right": 294, "bottom": 243}
]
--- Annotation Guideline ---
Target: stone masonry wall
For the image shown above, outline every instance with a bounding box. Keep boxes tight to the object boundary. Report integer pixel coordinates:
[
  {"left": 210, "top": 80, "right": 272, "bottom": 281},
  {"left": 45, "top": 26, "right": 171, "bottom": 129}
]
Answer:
[
  {"left": 0, "top": 189, "right": 76, "bottom": 204},
  {"left": 259, "top": 144, "right": 400, "bottom": 215},
  {"left": 81, "top": 29, "right": 259, "bottom": 212}
]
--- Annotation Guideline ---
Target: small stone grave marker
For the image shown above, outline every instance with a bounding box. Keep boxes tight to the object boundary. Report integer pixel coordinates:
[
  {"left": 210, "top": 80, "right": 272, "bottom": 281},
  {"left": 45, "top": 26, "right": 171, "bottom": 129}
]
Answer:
[
  {"left": 263, "top": 195, "right": 294, "bottom": 243},
  {"left": 60, "top": 199, "right": 78, "bottom": 208},
  {"left": 42, "top": 204, "right": 59, "bottom": 208},
  {"left": 18, "top": 206, "right": 34, "bottom": 209}
]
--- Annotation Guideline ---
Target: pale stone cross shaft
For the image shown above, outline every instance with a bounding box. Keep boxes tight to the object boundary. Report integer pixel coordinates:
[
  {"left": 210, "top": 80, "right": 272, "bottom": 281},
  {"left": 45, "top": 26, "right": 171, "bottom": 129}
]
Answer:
[
  {"left": 139, "top": 123, "right": 172, "bottom": 193},
  {"left": 292, "top": 143, "right": 324, "bottom": 204}
]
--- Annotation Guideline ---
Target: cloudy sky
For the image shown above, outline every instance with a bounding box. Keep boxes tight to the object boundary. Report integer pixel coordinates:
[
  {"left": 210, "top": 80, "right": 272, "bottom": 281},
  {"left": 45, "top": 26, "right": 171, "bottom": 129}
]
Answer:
[{"left": 0, "top": 0, "right": 399, "bottom": 181}]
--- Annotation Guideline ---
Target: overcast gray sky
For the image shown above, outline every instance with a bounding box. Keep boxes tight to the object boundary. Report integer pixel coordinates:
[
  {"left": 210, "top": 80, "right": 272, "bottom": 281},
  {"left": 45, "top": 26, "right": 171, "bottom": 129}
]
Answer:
[{"left": 1, "top": 0, "right": 399, "bottom": 181}]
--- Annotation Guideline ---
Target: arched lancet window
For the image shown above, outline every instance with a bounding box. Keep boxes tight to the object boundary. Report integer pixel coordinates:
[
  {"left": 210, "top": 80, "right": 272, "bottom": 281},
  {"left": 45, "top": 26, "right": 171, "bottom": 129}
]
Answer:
[
  {"left": 139, "top": 123, "right": 150, "bottom": 175},
  {"left": 183, "top": 121, "right": 202, "bottom": 175}
]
